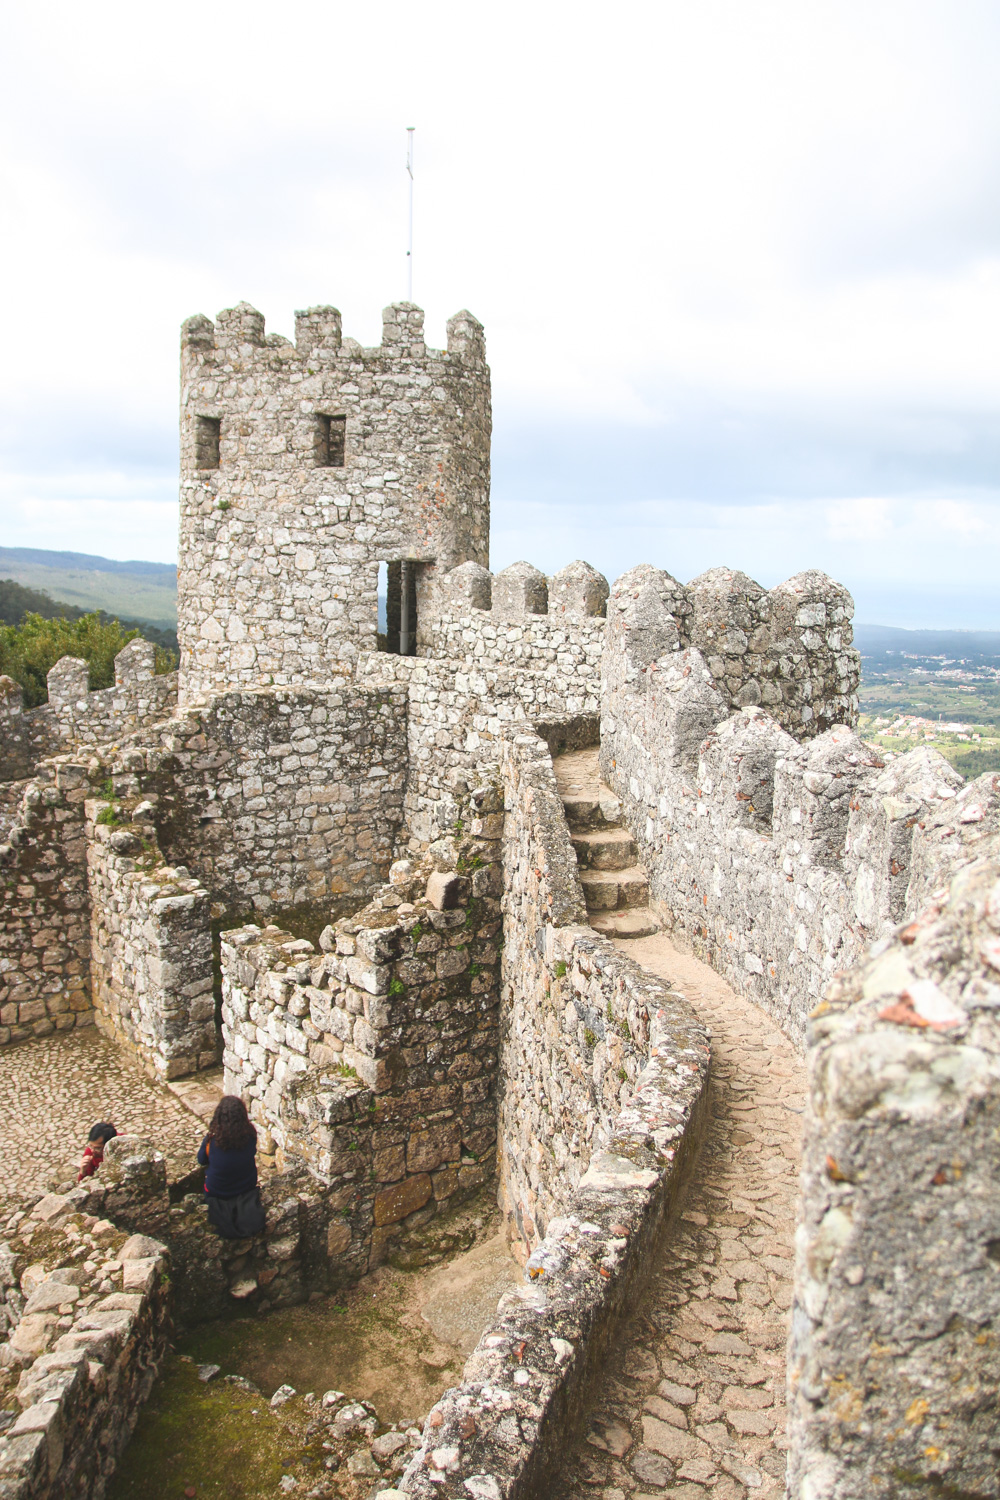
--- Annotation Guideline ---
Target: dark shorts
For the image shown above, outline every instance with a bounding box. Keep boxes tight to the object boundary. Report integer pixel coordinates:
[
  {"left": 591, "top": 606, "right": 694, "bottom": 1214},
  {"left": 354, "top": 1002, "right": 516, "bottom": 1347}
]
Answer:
[{"left": 206, "top": 1186, "right": 266, "bottom": 1239}]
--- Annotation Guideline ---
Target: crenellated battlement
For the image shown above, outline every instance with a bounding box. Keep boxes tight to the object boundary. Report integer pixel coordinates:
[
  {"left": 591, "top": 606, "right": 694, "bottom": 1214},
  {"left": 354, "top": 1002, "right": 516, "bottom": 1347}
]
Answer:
[
  {"left": 604, "top": 561, "right": 859, "bottom": 737},
  {"left": 177, "top": 298, "right": 491, "bottom": 703},
  {"left": 600, "top": 586, "right": 984, "bottom": 1041},
  {"left": 0, "top": 643, "right": 178, "bottom": 782}
]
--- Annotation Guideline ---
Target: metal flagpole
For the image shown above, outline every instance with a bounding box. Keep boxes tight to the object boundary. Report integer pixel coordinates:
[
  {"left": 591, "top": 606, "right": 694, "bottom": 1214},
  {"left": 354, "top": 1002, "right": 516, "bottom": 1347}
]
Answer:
[{"left": 406, "top": 127, "right": 415, "bottom": 301}]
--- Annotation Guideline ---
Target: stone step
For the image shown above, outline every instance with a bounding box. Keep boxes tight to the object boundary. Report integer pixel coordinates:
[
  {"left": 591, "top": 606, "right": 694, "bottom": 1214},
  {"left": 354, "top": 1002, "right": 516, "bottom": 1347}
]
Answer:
[
  {"left": 166, "top": 1068, "right": 225, "bottom": 1123},
  {"left": 590, "top": 907, "right": 661, "bottom": 939},
  {"left": 562, "top": 788, "right": 623, "bottom": 832},
  {"left": 570, "top": 827, "right": 637, "bottom": 871},
  {"left": 579, "top": 867, "right": 651, "bottom": 911}
]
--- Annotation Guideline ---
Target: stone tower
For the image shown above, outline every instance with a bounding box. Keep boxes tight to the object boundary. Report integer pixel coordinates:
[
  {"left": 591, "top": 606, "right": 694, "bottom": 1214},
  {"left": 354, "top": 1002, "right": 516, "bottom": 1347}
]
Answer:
[{"left": 177, "top": 300, "right": 491, "bottom": 702}]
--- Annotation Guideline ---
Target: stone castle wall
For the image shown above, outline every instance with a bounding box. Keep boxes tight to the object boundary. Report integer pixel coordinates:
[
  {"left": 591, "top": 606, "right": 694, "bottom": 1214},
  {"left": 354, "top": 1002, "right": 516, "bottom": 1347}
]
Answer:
[
  {"left": 604, "top": 562, "right": 860, "bottom": 740},
  {"left": 0, "top": 758, "right": 95, "bottom": 1047},
  {"left": 395, "top": 730, "right": 710, "bottom": 1498},
  {"left": 497, "top": 732, "right": 700, "bottom": 1259},
  {"left": 788, "top": 855, "right": 1000, "bottom": 1499},
  {"left": 177, "top": 301, "right": 490, "bottom": 701},
  {"left": 220, "top": 797, "right": 503, "bottom": 1275},
  {"left": 600, "top": 570, "right": 965, "bottom": 1045},
  {"left": 119, "top": 683, "right": 408, "bottom": 922},
  {"left": 0, "top": 642, "right": 178, "bottom": 784},
  {"left": 0, "top": 1196, "right": 170, "bottom": 1500},
  {"left": 86, "top": 795, "right": 217, "bottom": 1081}
]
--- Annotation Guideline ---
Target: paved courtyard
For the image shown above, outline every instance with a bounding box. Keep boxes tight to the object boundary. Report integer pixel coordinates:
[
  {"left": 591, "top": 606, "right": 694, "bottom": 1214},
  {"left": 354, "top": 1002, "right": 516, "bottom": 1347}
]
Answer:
[
  {"left": 555, "top": 934, "right": 805, "bottom": 1500},
  {"left": 0, "top": 1026, "right": 210, "bottom": 1203}
]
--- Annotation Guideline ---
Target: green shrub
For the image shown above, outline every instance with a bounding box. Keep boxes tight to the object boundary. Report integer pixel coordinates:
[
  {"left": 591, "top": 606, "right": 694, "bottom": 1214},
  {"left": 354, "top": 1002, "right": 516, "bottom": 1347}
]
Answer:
[{"left": 0, "top": 611, "right": 177, "bottom": 708}]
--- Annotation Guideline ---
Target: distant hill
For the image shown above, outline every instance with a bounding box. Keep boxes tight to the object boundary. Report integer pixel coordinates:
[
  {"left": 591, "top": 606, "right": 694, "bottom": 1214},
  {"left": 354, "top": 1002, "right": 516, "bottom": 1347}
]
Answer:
[
  {"left": 854, "top": 623, "right": 1000, "bottom": 658},
  {"left": 0, "top": 547, "right": 176, "bottom": 630},
  {"left": 0, "top": 577, "right": 178, "bottom": 655}
]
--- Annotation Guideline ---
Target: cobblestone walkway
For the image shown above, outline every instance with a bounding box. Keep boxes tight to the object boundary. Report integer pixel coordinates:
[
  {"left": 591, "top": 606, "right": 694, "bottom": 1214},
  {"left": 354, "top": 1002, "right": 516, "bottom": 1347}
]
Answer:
[
  {"left": 0, "top": 1027, "right": 209, "bottom": 1204},
  {"left": 556, "top": 934, "right": 805, "bottom": 1500}
]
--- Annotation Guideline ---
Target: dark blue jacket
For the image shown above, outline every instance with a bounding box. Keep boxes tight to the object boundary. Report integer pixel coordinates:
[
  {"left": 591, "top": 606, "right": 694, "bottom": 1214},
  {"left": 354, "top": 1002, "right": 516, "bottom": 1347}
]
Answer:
[{"left": 198, "top": 1132, "right": 258, "bottom": 1199}]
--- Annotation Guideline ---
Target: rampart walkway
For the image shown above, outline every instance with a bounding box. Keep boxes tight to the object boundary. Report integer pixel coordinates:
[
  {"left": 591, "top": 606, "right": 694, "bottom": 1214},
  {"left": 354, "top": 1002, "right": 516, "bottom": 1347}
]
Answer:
[{"left": 556, "top": 933, "right": 804, "bottom": 1500}]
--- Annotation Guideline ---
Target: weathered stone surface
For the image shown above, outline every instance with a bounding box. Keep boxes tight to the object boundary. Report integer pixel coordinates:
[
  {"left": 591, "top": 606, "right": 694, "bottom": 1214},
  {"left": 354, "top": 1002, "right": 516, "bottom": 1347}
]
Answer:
[
  {"left": 373, "top": 1175, "right": 432, "bottom": 1227},
  {"left": 425, "top": 871, "right": 460, "bottom": 911},
  {"left": 0, "top": 1214, "right": 170, "bottom": 1500},
  {"left": 599, "top": 574, "right": 969, "bottom": 1044},
  {"left": 87, "top": 804, "right": 217, "bottom": 1081},
  {"left": 0, "top": 644, "right": 177, "bottom": 784},
  {"left": 788, "top": 855, "right": 1000, "bottom": 1499}
]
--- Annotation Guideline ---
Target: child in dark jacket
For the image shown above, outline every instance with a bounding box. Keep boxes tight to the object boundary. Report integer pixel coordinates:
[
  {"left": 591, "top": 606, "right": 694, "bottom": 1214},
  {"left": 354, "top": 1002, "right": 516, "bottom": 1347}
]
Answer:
[
  {"left": 78, "top": 1123, "right": 117, "bottom": 1182},
  {"left": 198, "top": 1095, "right": 265, "bottom": 1239}
]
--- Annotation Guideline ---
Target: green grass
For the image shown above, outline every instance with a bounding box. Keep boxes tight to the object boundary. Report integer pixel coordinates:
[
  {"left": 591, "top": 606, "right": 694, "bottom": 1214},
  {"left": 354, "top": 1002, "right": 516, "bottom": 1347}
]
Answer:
[{"left": 106, "top": 1358, "right": 292, "bottom": 1500}]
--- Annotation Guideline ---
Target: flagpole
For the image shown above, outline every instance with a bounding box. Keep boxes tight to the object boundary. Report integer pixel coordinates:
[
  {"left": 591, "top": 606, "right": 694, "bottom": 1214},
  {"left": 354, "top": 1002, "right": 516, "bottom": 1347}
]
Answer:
[{"left": 406, "top": 127, "right": 415, "bottom": 301}]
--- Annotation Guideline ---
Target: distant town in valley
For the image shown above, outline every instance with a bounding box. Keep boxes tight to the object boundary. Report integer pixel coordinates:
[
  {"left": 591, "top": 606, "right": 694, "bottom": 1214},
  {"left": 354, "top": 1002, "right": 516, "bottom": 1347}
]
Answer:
[{"left": 855, "top": 623, "right": 1000, "bottom": 777}]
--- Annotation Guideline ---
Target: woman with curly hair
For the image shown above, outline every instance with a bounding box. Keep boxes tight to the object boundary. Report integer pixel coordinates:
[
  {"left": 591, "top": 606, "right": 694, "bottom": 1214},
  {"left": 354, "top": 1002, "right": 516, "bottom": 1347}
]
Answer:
[{"left": 197, "top": 1095, "right": 266, "bottom": 1239}]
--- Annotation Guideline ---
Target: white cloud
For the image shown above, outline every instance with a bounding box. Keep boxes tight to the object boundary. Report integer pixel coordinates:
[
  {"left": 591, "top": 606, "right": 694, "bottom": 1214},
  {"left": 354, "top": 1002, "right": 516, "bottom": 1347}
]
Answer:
[
  {"left": 0, "top": 0, "right": 999, "bottom": 623},
  {"left": 824, "top": 499, "right": 896, "bottom": 542}
]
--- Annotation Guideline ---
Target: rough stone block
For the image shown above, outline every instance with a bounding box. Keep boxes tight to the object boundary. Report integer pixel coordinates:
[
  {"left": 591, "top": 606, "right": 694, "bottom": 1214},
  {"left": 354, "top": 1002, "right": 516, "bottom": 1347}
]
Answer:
[
  {"left": 426, "top": 871, "right": 461, "bottom": 911},
  {"left": 492, "top": 561, "right": 548, "bottom": 619},
  {"left": 373, "top": 1173, "right": 432, "bottom": 1227}
]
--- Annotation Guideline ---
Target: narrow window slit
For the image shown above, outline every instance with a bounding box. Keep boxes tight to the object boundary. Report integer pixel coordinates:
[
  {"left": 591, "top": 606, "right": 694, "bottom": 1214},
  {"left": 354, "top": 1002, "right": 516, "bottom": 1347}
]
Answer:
[
  {"left": 194, "top": 415, "right": 221, "bottom": 470},
  {"left": 315, "top": 414, "right": 346, "bottom": 468}
]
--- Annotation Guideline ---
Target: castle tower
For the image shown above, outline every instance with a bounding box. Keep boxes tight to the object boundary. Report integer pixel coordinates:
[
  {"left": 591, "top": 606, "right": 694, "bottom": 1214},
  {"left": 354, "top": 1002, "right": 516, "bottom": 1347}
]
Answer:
[{"left": 177, "top": 300, "right": 491, "bottom": 702}]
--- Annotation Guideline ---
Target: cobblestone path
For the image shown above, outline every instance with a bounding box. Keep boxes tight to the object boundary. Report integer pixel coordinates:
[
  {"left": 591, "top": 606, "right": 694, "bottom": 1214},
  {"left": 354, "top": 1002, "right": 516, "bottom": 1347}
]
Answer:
[
  {"left": 556, "top": 934, "right": 805, "bottom": 1500},
  {"left": 0, "top": 1026, "right": 208, "bottom": 1204}
]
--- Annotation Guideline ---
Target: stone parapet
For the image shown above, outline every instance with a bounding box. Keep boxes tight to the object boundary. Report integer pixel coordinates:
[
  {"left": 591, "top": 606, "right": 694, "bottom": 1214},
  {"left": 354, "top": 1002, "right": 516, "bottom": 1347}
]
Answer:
[
  {"left": 0, "top": 758, "right": 96, "bottom": 1049},
  {"left": 85, "top": 795, "right": 217, "bottom": 1081},
  {"left": 0, "top": 1193, "right": 169, "bottom": 1500},
  {"left": 604, "top": 562, "right": 859, "bottom": 738},
  {"left": 600, "top": 587, "right": 984, "bottom": 1043},
  {"left": 391, "top": 731, "right": 710, "bottom": 1498},
  {"left": 788, "top": 855, "right": 1000, "bottom": 1498},
  {"left": 0, "top": 652, "right": 177, "bottom": 785}
]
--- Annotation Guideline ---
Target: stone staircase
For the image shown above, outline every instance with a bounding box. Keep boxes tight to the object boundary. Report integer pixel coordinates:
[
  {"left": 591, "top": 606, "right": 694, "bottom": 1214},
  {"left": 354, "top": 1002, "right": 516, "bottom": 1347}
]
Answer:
[{"left": 553, "top": 747, "right": 660, "bottom": 939}]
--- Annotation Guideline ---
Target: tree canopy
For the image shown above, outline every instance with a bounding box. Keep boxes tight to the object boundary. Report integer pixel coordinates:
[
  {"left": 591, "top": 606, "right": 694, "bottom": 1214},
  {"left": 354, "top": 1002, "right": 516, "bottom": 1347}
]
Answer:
[{"left": 0, "top": 610, "right": 177, "bottom": 708}]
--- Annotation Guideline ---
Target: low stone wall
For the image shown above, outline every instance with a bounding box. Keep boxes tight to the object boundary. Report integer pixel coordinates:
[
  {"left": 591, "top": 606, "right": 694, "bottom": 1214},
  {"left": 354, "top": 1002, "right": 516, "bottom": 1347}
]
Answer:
[
  {"left": 0, "top": 759, "right": 96, "bottom": 1049},
  {"left": 498, "top": 732, "right": 689, "bottom": 1258},
  {"left": 599, "top": 575, "right": 983, "bottom": 1045},
  {"left": 788, "top": 854, "right": 1000, "bottom": 1499},
  {"left": 0, "top": 643, "right": 178, "bottom": 784},
  {"left": 0, "top": 1188, "right": 170, "bottom": 1500},
  {"left": 392, "top": 731, "right": 710, "bottom": 1498},
  {"left": 220, "top": 798, "right": 503, "bottom": 1274},
  {"left": 126, "top": 682, "right": 408, "bottom": 921},
  {"left": 86, "top": 795, "right": 217, "bottom": 1080},
  {"left": 72, "top": 1135, "right": 344, "bottom": 1329}
]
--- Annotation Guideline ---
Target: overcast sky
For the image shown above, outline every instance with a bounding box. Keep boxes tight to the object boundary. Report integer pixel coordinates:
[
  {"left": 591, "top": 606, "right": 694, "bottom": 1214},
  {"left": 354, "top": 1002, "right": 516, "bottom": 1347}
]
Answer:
[{"left": 2, "top": 0, "right": 998, "bottom": 626}]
